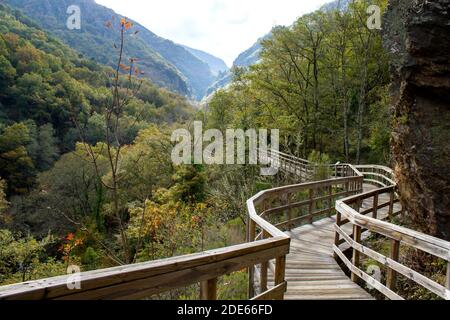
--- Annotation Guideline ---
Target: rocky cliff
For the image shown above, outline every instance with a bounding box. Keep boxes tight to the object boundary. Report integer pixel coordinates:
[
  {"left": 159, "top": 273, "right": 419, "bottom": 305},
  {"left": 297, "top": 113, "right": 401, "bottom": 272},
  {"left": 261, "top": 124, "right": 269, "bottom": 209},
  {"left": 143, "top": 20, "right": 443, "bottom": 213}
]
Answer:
[{"left": 383, "top": 0, "right": 450, "bottom": 240}]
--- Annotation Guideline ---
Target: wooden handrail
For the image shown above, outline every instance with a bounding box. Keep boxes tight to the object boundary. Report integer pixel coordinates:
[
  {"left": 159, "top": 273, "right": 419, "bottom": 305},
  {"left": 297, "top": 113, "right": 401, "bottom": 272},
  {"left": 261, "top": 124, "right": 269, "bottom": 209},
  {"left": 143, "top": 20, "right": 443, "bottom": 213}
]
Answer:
[
  {"left": 334, "top": 167, "right": 450, "bottom": 300},
  {"left": 0, "top": 236, "right": 289, "bottom": 300}
]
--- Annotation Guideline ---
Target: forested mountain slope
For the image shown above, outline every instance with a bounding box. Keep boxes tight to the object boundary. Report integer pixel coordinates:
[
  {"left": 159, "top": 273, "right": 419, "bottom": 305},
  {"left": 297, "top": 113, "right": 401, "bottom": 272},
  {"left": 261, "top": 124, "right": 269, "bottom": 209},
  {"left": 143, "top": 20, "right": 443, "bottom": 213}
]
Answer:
[
  {"left": 0, "top": 5, "right": 237, "bottom": 288},
  {"left": 0, "top": 3, "right": 193, "bottom": 195},
  {"left": 4, "top": 0, "right": 219, "bottom": 99}
]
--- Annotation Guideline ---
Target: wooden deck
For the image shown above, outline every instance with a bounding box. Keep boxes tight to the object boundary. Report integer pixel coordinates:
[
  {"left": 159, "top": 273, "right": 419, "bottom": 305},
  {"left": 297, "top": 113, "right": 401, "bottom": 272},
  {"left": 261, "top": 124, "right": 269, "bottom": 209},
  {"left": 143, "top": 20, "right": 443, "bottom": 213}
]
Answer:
[
  {"left": 281, "top": 219, "right": 373, "bottom": 300},
  {"left": 266, "top": 184, "right": 395, "bottom": 300}
]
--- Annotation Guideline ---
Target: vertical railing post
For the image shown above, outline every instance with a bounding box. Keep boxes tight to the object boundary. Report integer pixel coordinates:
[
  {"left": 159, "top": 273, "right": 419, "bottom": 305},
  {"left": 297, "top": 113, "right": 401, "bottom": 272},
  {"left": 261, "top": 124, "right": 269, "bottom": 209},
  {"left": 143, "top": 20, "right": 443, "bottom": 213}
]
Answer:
[
  {"left": 328, "top": 185, "right": 333, "bottom": 217},
  {"left": 372, "top": 193, "right": 379, "bottom": 219},
  {"left": 446, "top": 262, "right": 450, "bottom": 290},
  {"left": 334, "top": 210, "right": 342, "bottom": 260},
  {"left": 309, "top": 188, "right": 315, "bottom": 224},
  {"left": 388, "top": 189, "right": 395, "bottom": 221},
  {"left": 260, "top": 231, "right": 269, "bottom": 293},
  {"left": 200, "top": 278, "right": 218, "bottom": 300},
  {"left": 351, "top": 225, "right": 362, "bottom": 283},
  {"left": 274, "top": 256, "right": 286, "bottom": 285},
  {"left": 247, "top": 216, "right": 256, "bottom": 298},
  {"left": 386, "top": 240, "right": 400, "bottom": 291},
  {"left": 282, "top": 193, "right": 290, "bottom": 231},
  {"left": 274, "top": 255, "right": 286, "bottom": 300}
]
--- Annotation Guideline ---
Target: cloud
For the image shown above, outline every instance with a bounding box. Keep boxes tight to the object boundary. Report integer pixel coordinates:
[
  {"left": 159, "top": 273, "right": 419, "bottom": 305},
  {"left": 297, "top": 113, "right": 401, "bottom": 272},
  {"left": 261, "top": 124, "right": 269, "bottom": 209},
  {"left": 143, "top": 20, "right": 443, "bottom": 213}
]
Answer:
[{"left": 94, "top": 0, "right": 331, "bottom": 66}]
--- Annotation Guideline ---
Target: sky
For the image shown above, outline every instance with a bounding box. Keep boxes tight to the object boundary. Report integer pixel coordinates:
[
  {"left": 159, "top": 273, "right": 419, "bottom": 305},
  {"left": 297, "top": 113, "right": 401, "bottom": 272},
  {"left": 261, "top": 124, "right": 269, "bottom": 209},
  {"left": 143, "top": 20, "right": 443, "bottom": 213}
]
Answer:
[{"left": 94, "top": 0, "right": 332, "bottom": 66}]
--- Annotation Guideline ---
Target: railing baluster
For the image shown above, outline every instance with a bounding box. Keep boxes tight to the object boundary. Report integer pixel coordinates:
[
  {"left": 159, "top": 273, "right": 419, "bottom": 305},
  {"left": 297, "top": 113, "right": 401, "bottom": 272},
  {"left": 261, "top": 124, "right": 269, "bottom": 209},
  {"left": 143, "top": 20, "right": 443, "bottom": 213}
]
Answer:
[
  {"left": 446, "top": 262, "right": 450, "bottom": 290},
  {"left": 351, "top": 225, "right": 362, "bottom": 283},
  {"left": 200, "top": 278, "right": 218, "bottom": 300},
  {"left": 247, "top": 216, "right": 256, "bottom": 298},
  {"left": 373, "top": 193, "right": 379, "bottom": 219},
  {"left": 386, "top": 240, "right": 400, "bottom": 291},
  {"left": 260, "top": 231, "right": 269, "bottom": 293},
  {"left": 309, "top": 188, "right": 315, "bottom": 224},
  {"left": 266, "top": 252, "right": 286, "bottom": 300},
  {"left": 334, "top": 211, "right": 342, "bottom": 260},
  {"left": 328, "top": 185, "right": 333, "bottom": 217},
  {"left": 273, "top": 256, "right": 287, "bottom": 300},
  {"left": 281, "top": 193, "right": 289, "bottom": 230},
  {"left": 388, "top": 190, "right": 395, "bottom": 221}
]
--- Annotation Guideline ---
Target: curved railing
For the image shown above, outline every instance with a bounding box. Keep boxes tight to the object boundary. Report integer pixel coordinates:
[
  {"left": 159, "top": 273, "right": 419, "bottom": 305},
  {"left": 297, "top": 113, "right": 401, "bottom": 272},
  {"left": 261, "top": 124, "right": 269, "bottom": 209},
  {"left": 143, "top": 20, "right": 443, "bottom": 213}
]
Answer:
[
  {"left": 334, "top": 165, "right": 450, "bottom": 300},
  {"left": 1, "top": 152, "right": 448, "bottom": 300},
  {"left": 246, "top": 165, "right": 363, "bottom": 298},
  {"left": 355, "top": 165, "right": 395, "bottom": 188}
]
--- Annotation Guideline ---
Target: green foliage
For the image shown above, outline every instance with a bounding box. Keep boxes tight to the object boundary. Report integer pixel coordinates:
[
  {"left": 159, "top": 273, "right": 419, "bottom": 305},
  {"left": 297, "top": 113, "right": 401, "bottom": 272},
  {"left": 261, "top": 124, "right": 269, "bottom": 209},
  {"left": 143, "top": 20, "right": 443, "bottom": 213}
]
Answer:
[
  {"left": 0, "top": 0, "right": 402, "bottom": 302},
  {"left": 308, "top": 151, "right": 332, "bottom": 181},
  {"left": 4, "top": 0, "right": 221, "bottom": 99},
  {"left": 207, "top": 0, "right": 391, "bottom": 165},
  {"left": 81, "top": 246, "right": 99, "bottom": 270},
  {"left": 0, "top": 55, "right": 16, "bottom": 86},
  {"left": 0, "top": 122, "right": 35, "bottom": 194},
  {"left": 26, "top": 122, "right": 59, "bottom": 171},
  {"left": 218, "top": 272, "right": 248, "bottom": 300},
  {"left": 0, "top": 229, "right": 65, "bottom": 284},
  {"left": 0, "top": 178, "right": 9, "bottom": 215},
  {"left": 171, "top": 165, "right": 207, "bottom": 204},
  {"left": 0, "top": 5, "right": 193, "bottom": 196}
]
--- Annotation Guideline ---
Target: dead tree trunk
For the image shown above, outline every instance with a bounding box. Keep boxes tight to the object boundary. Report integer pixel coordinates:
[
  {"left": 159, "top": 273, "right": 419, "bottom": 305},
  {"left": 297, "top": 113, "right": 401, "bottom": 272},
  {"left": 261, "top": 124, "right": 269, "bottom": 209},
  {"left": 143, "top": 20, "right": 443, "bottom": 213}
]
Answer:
[{"left": 383, "top": 0, "right": 450, "bottom": 240}]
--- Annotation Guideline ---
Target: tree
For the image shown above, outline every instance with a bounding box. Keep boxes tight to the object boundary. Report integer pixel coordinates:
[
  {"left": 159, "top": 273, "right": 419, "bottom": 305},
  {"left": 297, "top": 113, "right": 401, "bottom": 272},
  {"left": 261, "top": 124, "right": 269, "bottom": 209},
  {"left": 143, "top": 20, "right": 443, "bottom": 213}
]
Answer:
[
  {"left": 0, "top": 55, "right": 16, "bottom": 89},
  {"left": 0, "top": 123, "right": 35, "bottom": 194},
  {"left": 120, "top": 126, "right": 174, "bottom": 202},
  {"left": 71, "top": 18, "right": 145, "bottom": 264},
  {"left": 36, "top": 123, "right": 59, "bottom": 170},
  {"left": 0, "top": 177, "right": 8, "bottom": 215},
  {"left": 26, "top": 122, "right": 60, "bottom": 171},
  {"left": 0, "top": 229, "right": 64, "bottom": 284},
  {"left": 207, "top": 2, "right": 390, "bottom": 163},
  {"left": 171, "top": 164, "right": 206, "bottom": 204}
]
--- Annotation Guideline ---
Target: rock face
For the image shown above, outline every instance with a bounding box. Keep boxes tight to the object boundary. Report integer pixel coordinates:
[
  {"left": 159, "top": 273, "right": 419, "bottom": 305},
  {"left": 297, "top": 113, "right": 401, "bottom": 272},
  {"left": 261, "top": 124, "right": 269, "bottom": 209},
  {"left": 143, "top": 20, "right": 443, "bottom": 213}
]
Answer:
[{"left": 383, "top": 0, "right": 450, "bottom": 240}]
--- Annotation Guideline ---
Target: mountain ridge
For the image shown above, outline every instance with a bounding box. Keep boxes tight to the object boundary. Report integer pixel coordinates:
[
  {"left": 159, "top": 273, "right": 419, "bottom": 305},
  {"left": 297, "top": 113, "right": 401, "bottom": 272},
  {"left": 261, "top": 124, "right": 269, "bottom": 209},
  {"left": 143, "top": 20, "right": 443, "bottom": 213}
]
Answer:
[
  {"left": 183, "top": 45, "right": 229, "bottom": 77},
  {"left": 4, "top": 0, "right": 223, "bottom": 99}
]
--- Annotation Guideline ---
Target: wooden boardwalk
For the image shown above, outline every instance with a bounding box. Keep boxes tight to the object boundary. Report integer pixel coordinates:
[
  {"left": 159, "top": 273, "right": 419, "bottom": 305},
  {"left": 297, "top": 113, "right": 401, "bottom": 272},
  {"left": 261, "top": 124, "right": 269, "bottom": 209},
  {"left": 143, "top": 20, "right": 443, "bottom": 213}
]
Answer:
[
  {"left": 266, "top": 184, "right": 395, "bottom": 300},
  {"left": 281, "top": 218, "right": 373, "bottom": 300},
  {"left": 1, "top": 153, "right": 448, "bottom": 301}
]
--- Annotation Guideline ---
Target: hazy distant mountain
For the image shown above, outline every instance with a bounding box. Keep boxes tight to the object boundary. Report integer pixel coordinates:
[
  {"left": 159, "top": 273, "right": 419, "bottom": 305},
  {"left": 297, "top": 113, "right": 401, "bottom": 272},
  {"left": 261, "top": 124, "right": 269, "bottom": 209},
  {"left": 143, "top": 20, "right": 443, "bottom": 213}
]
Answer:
[
  {"left": 183, "top": 46, "right": 229, "bottom": 76},
  {"left": 4, "top": 0, "right": 218, "bottom": 99},
  {"left": 233, "top": 34, "right": 272, "bottom": 68},
  {"left": 321, "top": 0, "right": 351, "bottom": 12},
  {"left": 205, "top": 33, "right": 270, "bottom": 97}
]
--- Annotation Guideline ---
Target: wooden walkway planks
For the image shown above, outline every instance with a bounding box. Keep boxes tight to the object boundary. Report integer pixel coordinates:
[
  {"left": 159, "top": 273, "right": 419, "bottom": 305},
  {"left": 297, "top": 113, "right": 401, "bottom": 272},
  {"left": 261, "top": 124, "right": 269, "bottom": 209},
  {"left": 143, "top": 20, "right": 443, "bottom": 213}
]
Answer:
[
  {"left": 280, "top": 220, "right": 373, "bottom": 300},
  {"left": 265, "top": 184, "right": 398, "bottom": 300}
]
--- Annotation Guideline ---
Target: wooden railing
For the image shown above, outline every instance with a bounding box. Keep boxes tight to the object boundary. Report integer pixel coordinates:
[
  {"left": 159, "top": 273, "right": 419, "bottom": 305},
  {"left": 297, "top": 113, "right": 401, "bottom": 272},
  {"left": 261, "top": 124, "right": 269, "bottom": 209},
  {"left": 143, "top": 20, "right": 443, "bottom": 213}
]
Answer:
[
  {"left": 0, "top": 235, "right": 290, "bottom": 300},
  {"left": 266, "top": 149, "right": 360, "bottom": 182},
  {"left": 334, "top": 166, "right": 450, "bottom": 300},
  {"left": 1, "top": 152, "right": 448, "bottom": 300},
  {"left": 355, "top": 165, "right": 395, "bottom": 188},
  {"left": 246, "top": 163, "right": 364, "bottom": 297}
]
